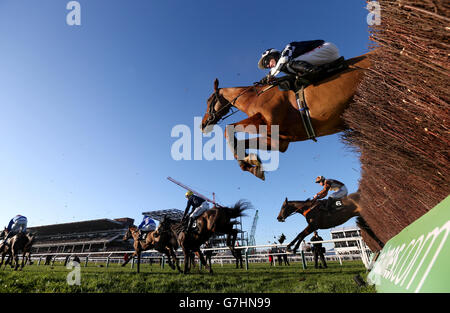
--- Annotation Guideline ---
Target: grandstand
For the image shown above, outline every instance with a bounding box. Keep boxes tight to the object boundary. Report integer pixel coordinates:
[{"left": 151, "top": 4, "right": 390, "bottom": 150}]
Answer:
[
  {"left": 142, "top": 208, "right": 184, "bottom": 221},
  {"left": 28, "top": 217, "right": 135, "bottom": 254}
]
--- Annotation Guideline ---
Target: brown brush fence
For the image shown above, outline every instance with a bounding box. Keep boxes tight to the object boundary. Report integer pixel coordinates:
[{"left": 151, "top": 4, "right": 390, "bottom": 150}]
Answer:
[{"left": 342, "top": 0, "right": 449, "bottom": 249}]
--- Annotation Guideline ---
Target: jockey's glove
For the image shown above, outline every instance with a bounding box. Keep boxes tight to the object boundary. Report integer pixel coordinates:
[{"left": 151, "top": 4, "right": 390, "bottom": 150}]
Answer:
[{"left": 258, "top": 75, "right": 275, "bottom": 85}]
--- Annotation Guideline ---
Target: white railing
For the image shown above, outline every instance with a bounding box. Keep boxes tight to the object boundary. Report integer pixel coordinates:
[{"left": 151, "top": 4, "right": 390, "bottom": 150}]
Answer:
[{"left": 29, "top": 237, "right": 373, "bottom": 269}]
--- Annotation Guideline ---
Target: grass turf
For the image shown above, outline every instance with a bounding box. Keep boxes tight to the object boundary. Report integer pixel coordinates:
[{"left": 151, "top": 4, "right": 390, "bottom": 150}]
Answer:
[{"left": 0, "top": 260, "right": 375, "bottom": 293}]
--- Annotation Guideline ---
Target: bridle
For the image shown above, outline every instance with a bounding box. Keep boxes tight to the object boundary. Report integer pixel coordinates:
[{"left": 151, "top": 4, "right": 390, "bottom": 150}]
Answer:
[
  {"left": 205, "top": 85, "right": 263, "bottom": 127},
  {"left": 283, "top": 200, "right": 313, "bottom": 219}
]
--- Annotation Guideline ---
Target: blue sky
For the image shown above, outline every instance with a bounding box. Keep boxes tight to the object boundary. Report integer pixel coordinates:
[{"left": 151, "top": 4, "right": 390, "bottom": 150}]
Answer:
[{"left": 0, "top": 1, "right": 370, "bottom": 247}]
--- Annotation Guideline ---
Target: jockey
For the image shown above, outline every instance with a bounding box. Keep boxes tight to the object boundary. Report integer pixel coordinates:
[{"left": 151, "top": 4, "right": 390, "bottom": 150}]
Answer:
[
  {"left": 312, "top": 176, "right": 348, "bottom": 211},
  {"left": 138, "top": 215, "right": 157, "bottom": 240},
  {"left": 0, "top": 215, "right": 28, "bottom": 249},
  {"left": 258, "top": 40, "right": 341, "bottom": 84},
  {"left": 182, "top": 191, "right": 210, "bottom": 231}
]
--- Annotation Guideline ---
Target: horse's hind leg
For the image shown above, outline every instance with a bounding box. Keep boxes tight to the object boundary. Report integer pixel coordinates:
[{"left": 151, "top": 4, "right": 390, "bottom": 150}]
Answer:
[
  {"left": 163, "top": 248, "right": 176, "bottom": 270},
  {"left": 20, "top": 253, "right": 26, "bottom": 270},
  {"left": 5, "top": 254, "right": 13, "bottom": 269},
  {"left": 195, "top": 250, "right": 212, "bottom": 274},
  {"left": 171, "top": 249, "right": 182, "bottom": 273},
  {"left": 13, "top": 253, "right": 19, "bottom": 271},
  {"left": 183, "top": 251, "right": 190, "bottom": 274}
]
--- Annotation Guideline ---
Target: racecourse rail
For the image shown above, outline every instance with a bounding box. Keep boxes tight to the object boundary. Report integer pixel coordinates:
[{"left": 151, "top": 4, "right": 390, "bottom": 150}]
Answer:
[{"left": 29, "top": 237, "right": 373, "bottom": 270}]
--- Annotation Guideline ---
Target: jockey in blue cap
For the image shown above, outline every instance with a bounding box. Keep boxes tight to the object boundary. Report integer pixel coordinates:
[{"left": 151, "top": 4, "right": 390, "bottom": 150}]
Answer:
[
  {"left": 0, "top": 214, "right": 28, "bottom": 249},
  {"left": 138, "top": 215, "right": 157, "bottom": 240}
]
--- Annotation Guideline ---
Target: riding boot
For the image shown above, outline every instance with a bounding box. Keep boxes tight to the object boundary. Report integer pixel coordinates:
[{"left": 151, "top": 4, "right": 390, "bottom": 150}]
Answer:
[
  {"left": 186, "top": 218, "right": 194, "bottom": 232},
  {"left": 326, "top": 198, "right": 335, "bottom": 212},
  {"left": 289, "top": 61, "right": 317, "bottom": 76}
]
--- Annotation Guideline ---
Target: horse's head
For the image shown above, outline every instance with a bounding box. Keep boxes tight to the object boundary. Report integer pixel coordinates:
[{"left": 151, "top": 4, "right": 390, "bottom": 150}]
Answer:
[
  {"left": 277, "top": 198, "right": 312, "bottom": 222},
  {"left": 277, "top": 198, "right": 291, "bottom": 222},
  {"left": 123, "top": 225, "right": 138, "bottom": 241},
  {"left": 0, "top": 228, "right": 6, "bottom": 239},
  {"left": 154, "top": 215, "right": 170, "bottom": 237},
  {"left": 201, "top": 78, "right": 232, "bottom": 133}
]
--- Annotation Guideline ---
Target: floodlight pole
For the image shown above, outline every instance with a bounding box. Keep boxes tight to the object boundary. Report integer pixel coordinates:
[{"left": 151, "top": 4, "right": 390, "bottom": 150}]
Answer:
[{"left": 167, "top": 176, "right": 218, "bottom": 205}]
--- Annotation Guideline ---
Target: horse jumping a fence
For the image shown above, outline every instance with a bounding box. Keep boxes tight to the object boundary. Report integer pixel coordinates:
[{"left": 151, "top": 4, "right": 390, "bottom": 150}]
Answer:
[{"left": 201, "top": 54, "right": 371, "bottom": 180}]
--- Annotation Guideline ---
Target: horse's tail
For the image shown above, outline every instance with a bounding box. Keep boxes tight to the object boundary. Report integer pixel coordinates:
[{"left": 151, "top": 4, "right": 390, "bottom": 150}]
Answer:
[
  {"left": 220, "top": 199, "right": 252, "bottom": 219},
  {"left": 356, "top": 216, "right": 385, "bottom": 250}
]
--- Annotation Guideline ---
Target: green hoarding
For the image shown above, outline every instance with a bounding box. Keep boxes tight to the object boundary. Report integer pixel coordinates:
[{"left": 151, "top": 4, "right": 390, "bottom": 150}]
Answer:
[{"left": 367, "top": 195, "right": 450, "bottom": 293}]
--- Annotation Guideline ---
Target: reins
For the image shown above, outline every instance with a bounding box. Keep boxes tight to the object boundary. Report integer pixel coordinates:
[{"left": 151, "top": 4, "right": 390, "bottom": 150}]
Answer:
[
  {"left": 287, "top": 200, "right": 315, "bottom": 218},
  {"left": 206, "top": 83, "right": 275, "bottom": 126}
]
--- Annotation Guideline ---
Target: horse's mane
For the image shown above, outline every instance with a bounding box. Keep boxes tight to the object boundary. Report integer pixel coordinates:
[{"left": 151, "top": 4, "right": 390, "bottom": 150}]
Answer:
[{"left": 160, "top": 216, "right": 184, "bottom": 236}]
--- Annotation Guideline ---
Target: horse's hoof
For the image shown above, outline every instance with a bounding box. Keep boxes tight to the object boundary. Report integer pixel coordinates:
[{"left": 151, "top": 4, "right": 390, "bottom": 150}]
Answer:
[
  {"left": 250, "top": 166, "right": 265, "bottom": 180},
  {"left": 244, "top": 153, "right": 261, "bottom": 166}
]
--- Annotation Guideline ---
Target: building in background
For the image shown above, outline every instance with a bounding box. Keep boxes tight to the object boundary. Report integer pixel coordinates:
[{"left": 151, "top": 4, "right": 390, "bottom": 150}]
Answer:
[
  {"left": 28, "top": 217, "right": 135, "bottom": 254},
  {"left": 329, "top": 226, "right": 372, "bottom": 258}
]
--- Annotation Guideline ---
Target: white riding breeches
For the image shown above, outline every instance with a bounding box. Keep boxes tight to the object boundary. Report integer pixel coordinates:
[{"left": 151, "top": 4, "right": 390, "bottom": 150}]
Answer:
[
  {"left": 140, "top": 224, "right": 156, "bottom": 232},
  {"left": 329, "top": 185, "right": 348, "bottom": 199},
  {"left": 11, "top": 220, "right": 27, "bottom": 234},
  {"left": 190, "top": 202, "right": 210, "bottom": 219},
  {"left": 294, "top": 42, "right": 340, "bottom": 66}
]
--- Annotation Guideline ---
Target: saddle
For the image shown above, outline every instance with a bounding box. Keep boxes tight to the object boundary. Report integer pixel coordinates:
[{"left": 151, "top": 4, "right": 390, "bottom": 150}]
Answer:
[
  {"left": 189, "top": 220, "right": 199, "bottom": 234},
  {"left": 314, "top": 199, "right": 344, "bottom": 212},
  {"left": 275, "top": 57, "right": 348, "bottom": 142},
  {"left": 182, "top": 218, "right": 199, "bottom": 234},
  {"left": 276, "top": 57, "right": 348, "bottom": 92},
  {"left": 329, "top": 199, "right": 344, "bottom": 210}
]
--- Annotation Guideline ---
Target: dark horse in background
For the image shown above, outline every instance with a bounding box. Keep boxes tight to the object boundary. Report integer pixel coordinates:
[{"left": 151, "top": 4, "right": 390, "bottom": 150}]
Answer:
[
  {"left": 0, "top": 229, "right": 35, "bottom": 270},
  {"left": 277, "top": 192, "right": 384, "bottom": 254},
  {"left": 156, "top": 200, "right": 251, "bottom": 274},
  {"left": 122, "top": 225, "right": 181, "bottom": 273}
]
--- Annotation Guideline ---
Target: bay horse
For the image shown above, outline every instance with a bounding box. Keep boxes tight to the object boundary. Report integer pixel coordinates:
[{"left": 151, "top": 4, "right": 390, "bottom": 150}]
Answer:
[
  {"left": 156, "top": 200, "right": 251, "bottom": 274},
  {"left": 0, "top": 231, "right": 35, "bottom": 270},
  {"left": 200, "top": 53, "right": 371, "bottom": 180},
  {"left": 122, "top": 225, "right": 181, "bottom": 273},
  {"left": 277, "top": 193, "right": 363, "bottom": 255}
]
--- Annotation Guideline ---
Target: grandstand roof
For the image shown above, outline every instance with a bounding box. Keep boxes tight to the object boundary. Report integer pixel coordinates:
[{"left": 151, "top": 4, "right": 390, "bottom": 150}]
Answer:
[
  {"left": 330, "top": 225, "right": 360, "bottom": 233},
  {"left": 28, "top": 218, "right": 134, "bottom": 236},
  {"left": 142, "top": 209, "right": 184, "bottom": 221}
]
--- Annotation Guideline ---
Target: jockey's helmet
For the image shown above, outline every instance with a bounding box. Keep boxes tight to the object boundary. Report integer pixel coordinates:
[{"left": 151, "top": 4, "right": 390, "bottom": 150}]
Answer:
[
  {"left": 315, "top": 176, "right": 325, "bottom": 183},
  {"left": 258, "top": 48, "right": 281, "bottom": 69},
  {"left": 185, "top": 190, "right": 194, "bottom": 198}
]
